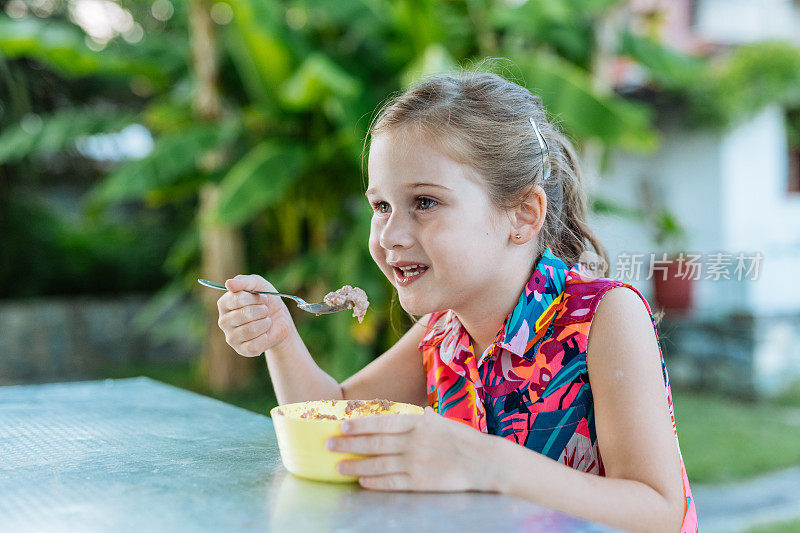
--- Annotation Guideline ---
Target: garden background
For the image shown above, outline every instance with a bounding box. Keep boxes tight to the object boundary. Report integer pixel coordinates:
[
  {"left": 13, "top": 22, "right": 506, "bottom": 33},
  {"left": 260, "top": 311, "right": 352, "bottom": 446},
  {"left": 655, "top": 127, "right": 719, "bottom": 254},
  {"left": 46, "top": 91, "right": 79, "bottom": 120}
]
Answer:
[{"left": 2, "top": 1, "right": 800, "bottom": 530}]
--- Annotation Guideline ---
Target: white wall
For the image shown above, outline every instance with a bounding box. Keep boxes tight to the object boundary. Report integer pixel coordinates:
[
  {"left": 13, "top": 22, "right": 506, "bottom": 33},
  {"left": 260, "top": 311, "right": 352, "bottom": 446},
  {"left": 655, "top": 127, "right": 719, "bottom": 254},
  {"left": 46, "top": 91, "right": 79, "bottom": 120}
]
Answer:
[
  {"left": 720, "top": 105, "right": 800, "bottom": 315},
  {"left": 695, "top": 0, "right": 800, "bottom": 45},
  {"left": 589, "top": 106, "right": 800, "bottom": 318},
  {"left": 588, "top": 116, "right": 724, "bottom": 316}
]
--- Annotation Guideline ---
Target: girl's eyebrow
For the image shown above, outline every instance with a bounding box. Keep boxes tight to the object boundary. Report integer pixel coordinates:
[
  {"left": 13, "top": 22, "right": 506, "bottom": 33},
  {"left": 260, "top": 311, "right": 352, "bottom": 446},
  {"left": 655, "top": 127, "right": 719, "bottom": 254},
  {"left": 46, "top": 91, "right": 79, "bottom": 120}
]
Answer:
[{"left": 365, "top": 182, "right": 452, "bottom": 196}]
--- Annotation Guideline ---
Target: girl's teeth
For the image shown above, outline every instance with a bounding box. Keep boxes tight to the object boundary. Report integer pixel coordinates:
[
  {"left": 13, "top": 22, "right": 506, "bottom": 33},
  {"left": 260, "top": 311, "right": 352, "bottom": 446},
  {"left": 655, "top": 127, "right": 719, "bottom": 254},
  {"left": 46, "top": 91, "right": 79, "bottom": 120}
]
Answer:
[{"left": 396, "top": 265, "right": 428, "bottom": 278}]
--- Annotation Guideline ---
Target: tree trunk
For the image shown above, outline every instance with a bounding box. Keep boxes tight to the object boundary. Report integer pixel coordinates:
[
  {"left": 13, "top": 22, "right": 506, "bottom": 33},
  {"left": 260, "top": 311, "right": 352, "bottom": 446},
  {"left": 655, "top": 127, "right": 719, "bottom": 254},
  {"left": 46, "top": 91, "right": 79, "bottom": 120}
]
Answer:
[
  {"left": 189, "top": 0, "right": 254, "bottom": 392},
  {"left": 198, "top": 184, "right": 255, "bottom": 392}
]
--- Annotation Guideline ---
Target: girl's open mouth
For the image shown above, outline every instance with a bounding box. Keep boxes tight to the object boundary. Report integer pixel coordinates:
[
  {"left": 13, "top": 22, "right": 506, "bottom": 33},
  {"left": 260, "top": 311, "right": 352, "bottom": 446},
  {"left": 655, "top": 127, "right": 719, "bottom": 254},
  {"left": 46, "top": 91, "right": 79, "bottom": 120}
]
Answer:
[{"left": 393, "top": 265, "right": 429, "bottom": 287}]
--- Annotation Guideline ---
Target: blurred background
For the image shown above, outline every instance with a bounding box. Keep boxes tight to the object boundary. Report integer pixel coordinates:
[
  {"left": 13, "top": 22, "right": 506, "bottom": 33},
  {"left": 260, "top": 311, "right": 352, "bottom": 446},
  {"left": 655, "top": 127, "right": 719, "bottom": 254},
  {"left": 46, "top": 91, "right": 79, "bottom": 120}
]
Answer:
[{"left": 1, "top": 0, "right": 799, "bottom": 529}]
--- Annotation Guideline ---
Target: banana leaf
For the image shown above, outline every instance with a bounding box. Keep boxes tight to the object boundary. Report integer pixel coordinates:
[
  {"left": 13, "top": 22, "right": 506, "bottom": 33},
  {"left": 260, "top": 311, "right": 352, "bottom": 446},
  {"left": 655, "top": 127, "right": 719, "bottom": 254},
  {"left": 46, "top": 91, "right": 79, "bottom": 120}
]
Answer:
[
  {"left": 0, "top": 18, "right": 175, "bottom": 85},
  {"left": 0, "top": 107, "right": 136, "bottom": 164},
  {"left": 278, "top": 52, "right": 362, "bottom": 111},
  {"left": 514, "top": 50, "right": 658, "bottom": 150},
  {"left": 619, "top": 31, "right": 705, "bottom": 89},
  {"left": 206, "top": 140, "right": 309, "bottom": 227},
  {"left": 88, "top": 118, "right": 242, "bottom": 206}
]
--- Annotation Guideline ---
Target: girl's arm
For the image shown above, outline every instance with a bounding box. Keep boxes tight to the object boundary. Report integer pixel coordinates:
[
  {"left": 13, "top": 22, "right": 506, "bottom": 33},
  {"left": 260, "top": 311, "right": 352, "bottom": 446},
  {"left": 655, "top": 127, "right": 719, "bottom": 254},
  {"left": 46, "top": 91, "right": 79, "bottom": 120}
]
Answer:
[
  {"left": 483, "top": 286, "right": 686, "bottom": 533},
  {"left": 264, "top": 325, "right": 344, "bottom": 404},
  {"left": 340, "top": 313, "right": 430, "bottom": 406},
  {"left": 224, "top": 274, "right": 428, "bottom": 405},
  {"left": 266, "top": 308, "right": 429, "bottom": 406}
]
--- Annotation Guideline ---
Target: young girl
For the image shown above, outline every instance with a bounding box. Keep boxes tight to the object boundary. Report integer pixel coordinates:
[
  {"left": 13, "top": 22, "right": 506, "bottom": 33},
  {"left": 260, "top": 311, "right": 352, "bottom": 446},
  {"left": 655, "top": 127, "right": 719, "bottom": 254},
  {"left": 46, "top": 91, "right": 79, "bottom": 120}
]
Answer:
[{"left": 216, "top": 70, "right": 698, "bottom": 533}]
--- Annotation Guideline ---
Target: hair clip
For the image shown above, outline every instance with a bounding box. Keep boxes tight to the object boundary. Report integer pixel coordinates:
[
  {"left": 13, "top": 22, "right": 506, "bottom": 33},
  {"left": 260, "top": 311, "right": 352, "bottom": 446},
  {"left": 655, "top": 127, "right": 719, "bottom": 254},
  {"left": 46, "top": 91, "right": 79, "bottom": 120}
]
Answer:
[{"left": 529, "top": 116, "right": 551, "bottom": 182}]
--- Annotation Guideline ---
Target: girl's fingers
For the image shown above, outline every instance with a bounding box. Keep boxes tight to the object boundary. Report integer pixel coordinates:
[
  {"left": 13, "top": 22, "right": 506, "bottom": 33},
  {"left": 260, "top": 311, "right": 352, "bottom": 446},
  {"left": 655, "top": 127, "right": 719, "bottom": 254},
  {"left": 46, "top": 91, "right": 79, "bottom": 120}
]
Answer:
[
  {"left": 234, "top": 317, "right": 272, "bottom": 343},
  {"left": 336, "top": 454, "right": 406, "bottom": 477},
  {"left": 341, "top": 414, "right": 421, "bottom": 435},
  {"left": 358, "top": 474, "right": 412, "bottom": 491},
  {"left": 327, "top": 432, "right": 409, "bottom": 455},
  {"left": 217, "top": 304, "right": 270, "bottom": 331},
  {"left": 224, "top": 274, "right": 269, "bottom": 293},
  {"left": 217, "top": 275, "right": 273, "bottom": 313},
  {"left": 217, "top": 289, "right": 268, "bottom": 313},
  {"left": 238, "top": 332, "right": 269, "bottom": 357},
  {"left": 236, "top": 304, "right": 269, "bottom": 327}
]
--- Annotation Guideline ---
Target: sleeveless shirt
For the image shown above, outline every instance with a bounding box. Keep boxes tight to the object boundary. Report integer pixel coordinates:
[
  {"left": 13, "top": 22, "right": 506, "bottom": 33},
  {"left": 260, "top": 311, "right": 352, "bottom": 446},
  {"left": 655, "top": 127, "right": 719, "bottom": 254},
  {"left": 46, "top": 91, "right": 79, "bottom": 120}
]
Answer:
[{"left": 418, "top": 246, "right": 699, "bottom": 532}]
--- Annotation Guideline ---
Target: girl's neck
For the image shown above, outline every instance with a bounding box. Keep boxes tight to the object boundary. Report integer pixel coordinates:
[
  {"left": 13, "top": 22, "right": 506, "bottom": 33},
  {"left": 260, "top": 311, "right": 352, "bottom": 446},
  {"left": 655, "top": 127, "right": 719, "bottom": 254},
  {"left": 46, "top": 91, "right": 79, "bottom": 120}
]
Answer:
[{"left": 455, "top": 262, "right": 535, "bottom": 358}]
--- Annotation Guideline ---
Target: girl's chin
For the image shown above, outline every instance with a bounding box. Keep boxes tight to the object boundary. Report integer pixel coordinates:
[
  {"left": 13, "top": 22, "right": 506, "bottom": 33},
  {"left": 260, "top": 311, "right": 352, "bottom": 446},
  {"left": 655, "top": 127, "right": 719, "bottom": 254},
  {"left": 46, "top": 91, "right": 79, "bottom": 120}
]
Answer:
[{"left": 397, "top": 293, "right": 434, "bottom": 316}]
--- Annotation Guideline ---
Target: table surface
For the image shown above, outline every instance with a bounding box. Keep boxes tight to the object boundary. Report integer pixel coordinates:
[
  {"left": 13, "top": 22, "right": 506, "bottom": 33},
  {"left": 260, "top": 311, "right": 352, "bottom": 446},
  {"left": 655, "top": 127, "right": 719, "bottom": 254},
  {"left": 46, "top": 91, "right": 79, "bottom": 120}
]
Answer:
[{"left": 0, "top": 377, "right": 619, "bottom": 532}]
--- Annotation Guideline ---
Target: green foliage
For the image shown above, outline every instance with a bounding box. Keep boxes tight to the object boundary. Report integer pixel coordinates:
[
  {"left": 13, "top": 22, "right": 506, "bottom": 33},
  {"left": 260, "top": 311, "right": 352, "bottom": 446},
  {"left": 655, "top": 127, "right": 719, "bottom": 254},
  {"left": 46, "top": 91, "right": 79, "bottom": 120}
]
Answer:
[
  {"left": 591, "top": 197, "right": 643, "bottom": 219},
  {"left": 278, "top": 53, "right": 362, "bottom": 111},
  {"left": 87, "top": 119, "right": 242, "bottom": 208},
  {"left": 688, "top": 41, "right": 800, "bottom": 129},
  {"left": 0, "top": 107, "right": 136, "bottom": 164},
  {"left": 0, "top": 194, "right": 177, "bottom": 298},
  {"left": 625, "top": 37, "right": 800, "bottom": 130},
  {"left": 784, "top": 107, "right": 800, "bottom": 150},
  {"left": 512, "top": 49, "right": 658, "bottom": 151},
  {"left": 492, "top": 0, "right": 625, "bottom": 69},
  {"left": 0, "top": 17, "right": 179, "bottom": 86},
  {"left": 209, "top": 141, "right": 309, "bottom": 227},
  {"left": 225, "top": 0, "right": 293, "bottom": 107},
  {"left": 771, "top": 379, "right": 800, "bottom": 408},
  {"left": 131, "top": 278, "right": 206, "bottom": 347},
  {"left": 3, "top": 0, "right": 720, "bottom": 390},
  {"left": 651, "top": 209, "right": 687, "bottom": 250},
  {"left": 619, "top": 31, "right": 705, "bottom": 89}
]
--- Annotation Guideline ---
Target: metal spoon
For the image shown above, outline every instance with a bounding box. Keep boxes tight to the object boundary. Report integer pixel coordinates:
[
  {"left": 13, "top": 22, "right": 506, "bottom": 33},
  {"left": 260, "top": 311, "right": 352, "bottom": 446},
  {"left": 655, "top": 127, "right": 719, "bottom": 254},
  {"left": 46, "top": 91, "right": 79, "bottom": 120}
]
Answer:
[{"left": 197, "top": 279, "right": 351, "bottom": 315}]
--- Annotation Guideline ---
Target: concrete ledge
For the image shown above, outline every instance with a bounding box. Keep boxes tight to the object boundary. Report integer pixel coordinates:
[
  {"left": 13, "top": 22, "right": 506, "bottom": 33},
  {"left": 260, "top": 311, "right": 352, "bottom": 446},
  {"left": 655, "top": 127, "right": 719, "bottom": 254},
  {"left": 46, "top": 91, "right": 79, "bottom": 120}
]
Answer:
[
  {"left": 658, "top": 312, "right": 800, "bottom": 400},
  {"left": 693, "top": 466, "right": 800, "bottom": 532},
  {"left": 0, "top": 295, "right": 198, "bottom": 385}
]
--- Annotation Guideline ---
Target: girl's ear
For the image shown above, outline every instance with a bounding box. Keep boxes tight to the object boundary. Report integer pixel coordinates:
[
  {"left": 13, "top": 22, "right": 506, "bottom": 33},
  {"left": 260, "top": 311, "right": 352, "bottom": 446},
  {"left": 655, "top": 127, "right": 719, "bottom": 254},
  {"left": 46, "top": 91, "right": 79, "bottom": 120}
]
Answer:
[{"left": 510, "top": 185, "right": 547, "bottom": 243}]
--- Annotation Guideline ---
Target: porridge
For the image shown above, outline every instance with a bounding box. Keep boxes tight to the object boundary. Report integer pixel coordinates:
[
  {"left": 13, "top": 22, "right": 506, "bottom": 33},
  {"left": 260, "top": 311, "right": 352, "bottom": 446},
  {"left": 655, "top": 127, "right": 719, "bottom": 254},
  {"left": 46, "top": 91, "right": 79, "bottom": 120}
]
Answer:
[
  {"left": 290, "top": 399, "right": 397, "bottom": 420},
  {"left": 323, "top": 285, "right": 370, "bottom": 323}
]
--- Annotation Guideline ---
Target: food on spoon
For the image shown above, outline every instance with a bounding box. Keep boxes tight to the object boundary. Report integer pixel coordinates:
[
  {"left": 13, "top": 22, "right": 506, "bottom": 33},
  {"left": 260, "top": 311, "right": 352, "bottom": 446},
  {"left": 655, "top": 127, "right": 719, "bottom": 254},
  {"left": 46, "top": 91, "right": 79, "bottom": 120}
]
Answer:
[{"left": 323, "top": 285, "right": 369, "bottom": 323}]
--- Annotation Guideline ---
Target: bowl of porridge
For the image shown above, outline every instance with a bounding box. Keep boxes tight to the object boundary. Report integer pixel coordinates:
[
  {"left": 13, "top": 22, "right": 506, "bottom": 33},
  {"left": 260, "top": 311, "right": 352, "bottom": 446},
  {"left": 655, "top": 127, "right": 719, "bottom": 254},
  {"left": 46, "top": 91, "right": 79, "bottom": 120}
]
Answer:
[{"left": 270, "top": 399, "right": 423, "bottom": 483}]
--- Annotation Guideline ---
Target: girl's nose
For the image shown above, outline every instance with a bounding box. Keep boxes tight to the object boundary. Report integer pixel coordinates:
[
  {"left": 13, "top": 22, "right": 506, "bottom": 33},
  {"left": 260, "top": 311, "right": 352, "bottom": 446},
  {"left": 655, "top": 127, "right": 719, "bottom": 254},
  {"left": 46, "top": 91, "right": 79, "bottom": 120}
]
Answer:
[{"left": 379, "top": 213, "right": 414, "bottom": 249}]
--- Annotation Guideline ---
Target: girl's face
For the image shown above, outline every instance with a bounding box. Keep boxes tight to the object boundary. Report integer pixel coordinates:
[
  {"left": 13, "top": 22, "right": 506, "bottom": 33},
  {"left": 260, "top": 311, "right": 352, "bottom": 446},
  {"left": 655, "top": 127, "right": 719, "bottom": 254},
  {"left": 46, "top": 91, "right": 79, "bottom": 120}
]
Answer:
[{"left": 366, "top": 129, "right": 512, "bottom": 316}]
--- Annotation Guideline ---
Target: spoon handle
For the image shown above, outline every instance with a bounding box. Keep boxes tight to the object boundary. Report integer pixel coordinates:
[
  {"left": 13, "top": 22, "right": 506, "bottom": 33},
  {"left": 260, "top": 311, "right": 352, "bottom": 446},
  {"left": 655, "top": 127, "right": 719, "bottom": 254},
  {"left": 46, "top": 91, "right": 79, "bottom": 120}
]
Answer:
[{"left": 196, "top": 279, "right": 300, "bottom": 300}]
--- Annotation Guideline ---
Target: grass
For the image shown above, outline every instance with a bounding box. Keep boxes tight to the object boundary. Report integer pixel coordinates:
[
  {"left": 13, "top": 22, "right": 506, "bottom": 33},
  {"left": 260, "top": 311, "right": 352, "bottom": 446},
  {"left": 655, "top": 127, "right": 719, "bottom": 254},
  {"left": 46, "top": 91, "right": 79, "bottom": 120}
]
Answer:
[
  {"left": 744, "top": 518, "right": 800, "bottom": 533},
  {"left": 101, "top": 361, "right": 800, "bottom": 485},
  {"left": 672, "top": 386, "right": 800, "bottom": 484},
  {"left": 771, "top": 380, "right": 800, "bottom": 408}
]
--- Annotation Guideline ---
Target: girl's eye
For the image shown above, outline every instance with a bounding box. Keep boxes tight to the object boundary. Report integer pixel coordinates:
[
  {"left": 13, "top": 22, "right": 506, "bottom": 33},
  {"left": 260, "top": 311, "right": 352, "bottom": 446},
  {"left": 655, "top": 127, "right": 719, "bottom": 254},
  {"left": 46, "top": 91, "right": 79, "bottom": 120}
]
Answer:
[
  {"left": 371, "top": 197, "right": 438, "bottom": 213},
  {"left": 417, "top": 197, "right": 437, "bottom": 210},
  {"left": 371, "top": 200, "right": 389, "bottom": 213}
]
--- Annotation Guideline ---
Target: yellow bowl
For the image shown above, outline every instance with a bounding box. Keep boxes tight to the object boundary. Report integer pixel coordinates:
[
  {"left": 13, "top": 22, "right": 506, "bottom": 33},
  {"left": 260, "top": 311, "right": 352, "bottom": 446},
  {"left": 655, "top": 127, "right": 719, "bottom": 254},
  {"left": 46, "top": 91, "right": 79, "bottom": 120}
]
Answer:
[{"left": 269, "top": 399, "right": 424, "bottom": 483}]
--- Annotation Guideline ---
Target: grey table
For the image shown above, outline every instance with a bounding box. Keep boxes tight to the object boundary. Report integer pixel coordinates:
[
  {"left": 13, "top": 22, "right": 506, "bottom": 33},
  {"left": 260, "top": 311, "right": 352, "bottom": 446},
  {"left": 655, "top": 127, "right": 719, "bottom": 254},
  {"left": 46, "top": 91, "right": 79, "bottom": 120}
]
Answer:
[{"left": 0, "top": 377, "right": 619, "bottom": 532}]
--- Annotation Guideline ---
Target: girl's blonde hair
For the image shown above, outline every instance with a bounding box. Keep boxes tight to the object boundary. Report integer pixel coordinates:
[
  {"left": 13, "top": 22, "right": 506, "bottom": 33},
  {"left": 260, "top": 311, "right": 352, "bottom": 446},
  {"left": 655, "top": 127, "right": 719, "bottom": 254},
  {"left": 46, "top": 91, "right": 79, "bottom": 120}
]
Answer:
[{"left": 364, "top": 65, "right": 615, "bottom": 331}]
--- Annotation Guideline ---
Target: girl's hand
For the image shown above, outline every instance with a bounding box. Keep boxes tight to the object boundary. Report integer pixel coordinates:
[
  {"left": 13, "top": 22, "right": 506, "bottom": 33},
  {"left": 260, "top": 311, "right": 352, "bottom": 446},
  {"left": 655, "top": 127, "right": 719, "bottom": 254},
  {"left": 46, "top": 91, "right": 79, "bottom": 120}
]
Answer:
[
  {"left": 216, "top": 274, "right": 295, "bottom": 357},
  {"left": 326, "top": 406, "right": 492, "bottom": 492}
]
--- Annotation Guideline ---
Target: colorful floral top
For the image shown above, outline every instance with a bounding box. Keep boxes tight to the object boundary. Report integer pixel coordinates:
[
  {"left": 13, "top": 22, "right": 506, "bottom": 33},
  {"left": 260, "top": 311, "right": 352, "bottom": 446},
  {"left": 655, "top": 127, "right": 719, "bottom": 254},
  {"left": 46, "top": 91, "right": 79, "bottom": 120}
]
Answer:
[{"left": 418, "top": 246, "right": 698, "bottom": 532}]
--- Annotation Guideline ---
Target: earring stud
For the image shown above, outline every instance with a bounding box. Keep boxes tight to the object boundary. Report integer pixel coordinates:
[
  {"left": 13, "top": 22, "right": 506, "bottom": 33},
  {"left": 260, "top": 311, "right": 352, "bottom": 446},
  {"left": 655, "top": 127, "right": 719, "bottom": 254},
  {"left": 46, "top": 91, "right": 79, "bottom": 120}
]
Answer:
[{"left": 515, "top": 233, "right": 521, "bottom": 239}]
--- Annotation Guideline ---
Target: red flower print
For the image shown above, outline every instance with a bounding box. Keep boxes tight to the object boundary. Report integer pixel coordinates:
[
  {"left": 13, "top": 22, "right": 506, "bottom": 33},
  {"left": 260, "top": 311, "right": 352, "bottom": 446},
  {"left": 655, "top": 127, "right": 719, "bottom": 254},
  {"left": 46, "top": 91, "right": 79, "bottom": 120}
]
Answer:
[{"left": 527, "top": 270, "right": 547, "bottom": 299}]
